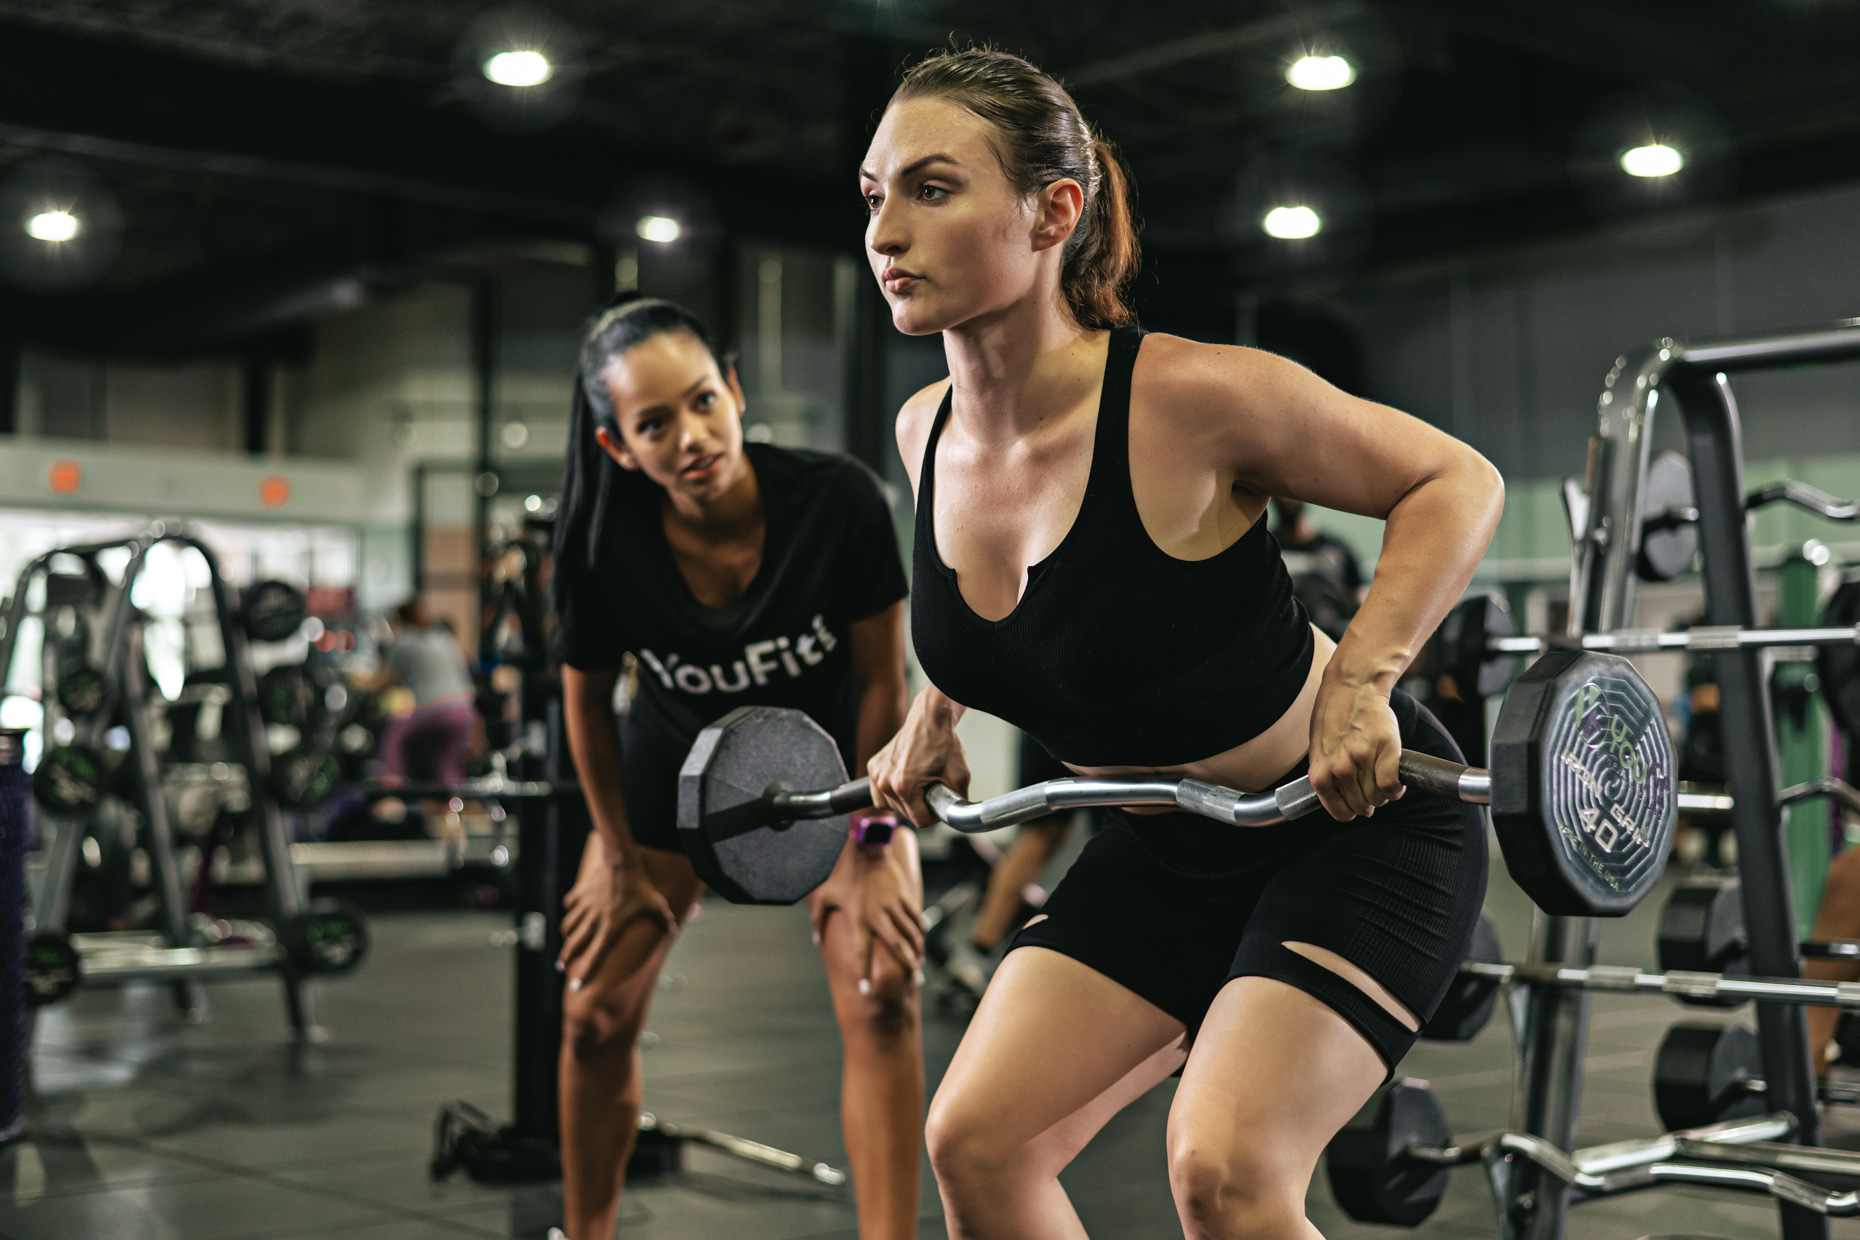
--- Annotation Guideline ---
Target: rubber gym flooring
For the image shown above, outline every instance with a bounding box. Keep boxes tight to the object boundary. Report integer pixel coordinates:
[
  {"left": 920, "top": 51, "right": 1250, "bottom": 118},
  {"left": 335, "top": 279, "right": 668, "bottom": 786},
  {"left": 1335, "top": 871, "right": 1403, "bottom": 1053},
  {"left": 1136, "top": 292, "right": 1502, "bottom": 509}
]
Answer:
[{"left": 3, "top": 844, "right": 1855, "bottom": 1239}]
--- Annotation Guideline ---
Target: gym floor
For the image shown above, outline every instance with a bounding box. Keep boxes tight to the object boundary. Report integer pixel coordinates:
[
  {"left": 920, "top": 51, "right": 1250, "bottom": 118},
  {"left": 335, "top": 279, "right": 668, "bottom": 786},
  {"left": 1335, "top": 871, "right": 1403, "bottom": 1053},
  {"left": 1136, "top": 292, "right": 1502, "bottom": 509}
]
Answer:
[{"left": 1, "top": 848, "right": 1851, "bottom": 1240}]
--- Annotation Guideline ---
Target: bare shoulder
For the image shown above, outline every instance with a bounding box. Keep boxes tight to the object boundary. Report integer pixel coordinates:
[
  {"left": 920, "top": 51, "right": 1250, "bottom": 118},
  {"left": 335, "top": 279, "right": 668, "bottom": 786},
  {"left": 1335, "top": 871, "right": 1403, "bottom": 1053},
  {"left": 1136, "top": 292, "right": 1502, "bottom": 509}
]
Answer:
[
  {"left": 1132, "top": 332, "right": 1289, "bottom": 430},
  {"left": 894, "top": 376, "right": 952, "bottom": 497}
]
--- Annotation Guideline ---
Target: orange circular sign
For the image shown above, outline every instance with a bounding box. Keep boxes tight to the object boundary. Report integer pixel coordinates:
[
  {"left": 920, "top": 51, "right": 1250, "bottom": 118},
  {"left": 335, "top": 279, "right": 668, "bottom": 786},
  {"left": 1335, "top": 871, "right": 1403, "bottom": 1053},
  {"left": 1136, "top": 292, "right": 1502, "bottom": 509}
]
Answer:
[
  {"left": 259, "top": 474, "right": 291, "bottom": 508},
  {"left": 47, "top": 460, "right": 81, "bottom": 495}
]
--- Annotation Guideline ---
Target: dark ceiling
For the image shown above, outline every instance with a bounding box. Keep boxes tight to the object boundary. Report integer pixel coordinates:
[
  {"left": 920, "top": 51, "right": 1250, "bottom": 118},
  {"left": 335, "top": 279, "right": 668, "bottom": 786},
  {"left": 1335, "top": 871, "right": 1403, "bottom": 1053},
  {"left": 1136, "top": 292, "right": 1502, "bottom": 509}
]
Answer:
[{"left": 1, "top": 0, "right": 1858, "bottom": 357}]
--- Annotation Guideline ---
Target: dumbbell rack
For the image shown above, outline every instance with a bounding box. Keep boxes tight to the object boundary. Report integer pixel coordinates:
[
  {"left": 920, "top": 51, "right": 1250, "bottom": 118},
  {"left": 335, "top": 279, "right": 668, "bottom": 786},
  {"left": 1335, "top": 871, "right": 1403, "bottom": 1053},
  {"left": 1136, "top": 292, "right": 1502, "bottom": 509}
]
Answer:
[
  {"left": 1489, "top": 321, "right": 1860, "bottom": 1240},
  {"left": 4, "top": 525, "right": 327, "bottom": 1037}
]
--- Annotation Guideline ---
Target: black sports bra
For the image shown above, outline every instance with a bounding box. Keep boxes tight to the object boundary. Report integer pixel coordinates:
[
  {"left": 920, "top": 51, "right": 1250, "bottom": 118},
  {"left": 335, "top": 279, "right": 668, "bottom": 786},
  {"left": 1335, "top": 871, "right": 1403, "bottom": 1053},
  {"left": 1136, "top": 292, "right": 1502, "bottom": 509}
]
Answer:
[{"left": 910, "top": 325, "right": 1314, "bottom": 768}]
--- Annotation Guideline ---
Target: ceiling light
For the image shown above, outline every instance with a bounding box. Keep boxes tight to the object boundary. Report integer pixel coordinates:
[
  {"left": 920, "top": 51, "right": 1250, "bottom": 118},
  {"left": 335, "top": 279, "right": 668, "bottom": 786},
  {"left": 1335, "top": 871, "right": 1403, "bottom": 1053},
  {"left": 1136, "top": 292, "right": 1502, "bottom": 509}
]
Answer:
[
  {"left": 1286, "top": 55, "right": 1355, "bottom": 91},
  {"left": 483, "top": 49, "right": 553, "bottom": 87},
  {"left": 1262, "top": 205, "right": 1322, "bottom": 239},
  {"left": 1620, "top": 143, "right": 1684, "bottom": 178},
  {"left": 26, "top": 210, "right": 79, "bottom": 242},
  {"left": 636, "top": 214, "right": 681, "bottom": 244}
]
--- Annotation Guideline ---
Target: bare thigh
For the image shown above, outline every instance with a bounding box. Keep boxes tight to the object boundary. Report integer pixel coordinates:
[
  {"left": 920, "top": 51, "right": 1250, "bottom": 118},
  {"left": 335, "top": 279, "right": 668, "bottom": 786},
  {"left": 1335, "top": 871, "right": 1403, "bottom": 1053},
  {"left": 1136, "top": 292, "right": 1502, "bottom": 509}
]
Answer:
[
  {"left": 931, "top": 946, "right": 1190, "bottom": 1171},
  {"left": 1169, "top": 975, "right": 1388, "bottom": 1190}
]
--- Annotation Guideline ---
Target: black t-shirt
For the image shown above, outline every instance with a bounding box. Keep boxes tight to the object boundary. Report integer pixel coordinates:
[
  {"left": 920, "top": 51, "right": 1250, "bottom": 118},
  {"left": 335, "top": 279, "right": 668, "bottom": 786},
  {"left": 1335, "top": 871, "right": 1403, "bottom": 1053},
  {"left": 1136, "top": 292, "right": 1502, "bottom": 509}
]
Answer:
[{"left": 555, "top": 444, "right": 908, "bottom": 849}]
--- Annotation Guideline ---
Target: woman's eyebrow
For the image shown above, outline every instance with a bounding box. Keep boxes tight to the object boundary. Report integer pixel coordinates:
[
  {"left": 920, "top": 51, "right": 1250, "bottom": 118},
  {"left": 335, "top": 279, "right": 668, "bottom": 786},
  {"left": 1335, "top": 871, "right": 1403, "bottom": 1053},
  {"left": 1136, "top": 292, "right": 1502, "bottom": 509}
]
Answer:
[{"left": 860, "top": 153, "right": 962, "bottom": 181}]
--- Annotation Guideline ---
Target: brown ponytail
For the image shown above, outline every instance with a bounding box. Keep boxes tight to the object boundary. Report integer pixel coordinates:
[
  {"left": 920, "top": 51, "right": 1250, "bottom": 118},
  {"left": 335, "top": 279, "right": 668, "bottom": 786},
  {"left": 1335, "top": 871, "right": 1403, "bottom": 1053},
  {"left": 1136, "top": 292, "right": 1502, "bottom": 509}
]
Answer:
[{"left": 893, "top": 48, "right": 1141, "bottom": 330}]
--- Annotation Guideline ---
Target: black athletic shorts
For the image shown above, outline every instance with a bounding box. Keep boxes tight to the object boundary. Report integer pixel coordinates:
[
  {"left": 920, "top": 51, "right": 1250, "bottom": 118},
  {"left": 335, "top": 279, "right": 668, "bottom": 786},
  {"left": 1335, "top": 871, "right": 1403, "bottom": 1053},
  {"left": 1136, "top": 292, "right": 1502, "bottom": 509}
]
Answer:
[{"left": 1008, "top": 688, "right": 1487, "bottom": 1075}]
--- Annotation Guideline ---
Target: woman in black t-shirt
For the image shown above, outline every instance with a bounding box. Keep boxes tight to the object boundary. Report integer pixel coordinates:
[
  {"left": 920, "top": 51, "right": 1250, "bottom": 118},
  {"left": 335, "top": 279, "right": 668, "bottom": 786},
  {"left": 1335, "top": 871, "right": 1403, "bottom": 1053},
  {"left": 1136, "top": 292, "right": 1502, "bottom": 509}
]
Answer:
[{"left": 550, "top": 296, "right": 920, "bottom": 1240}]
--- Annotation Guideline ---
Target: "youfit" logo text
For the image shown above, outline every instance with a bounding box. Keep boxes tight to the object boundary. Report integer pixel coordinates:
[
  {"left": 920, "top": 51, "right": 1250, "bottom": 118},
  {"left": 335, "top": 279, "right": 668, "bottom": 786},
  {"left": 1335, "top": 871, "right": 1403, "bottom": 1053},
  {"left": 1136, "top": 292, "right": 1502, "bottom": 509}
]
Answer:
[{"left": 637, "top": 614, "right": 839, "bottom": 696}]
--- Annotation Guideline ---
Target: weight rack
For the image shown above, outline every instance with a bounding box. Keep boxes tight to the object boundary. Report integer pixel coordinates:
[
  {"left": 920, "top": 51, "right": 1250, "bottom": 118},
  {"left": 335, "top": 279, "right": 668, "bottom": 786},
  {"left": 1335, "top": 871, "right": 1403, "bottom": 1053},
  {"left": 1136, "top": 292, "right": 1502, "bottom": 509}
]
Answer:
[
  {"left": 4, "top": 524, "right": 332, "bottom": 1036},
  {"left": 1497, "top": 320, "right": 1860, "bottom": 1240}
]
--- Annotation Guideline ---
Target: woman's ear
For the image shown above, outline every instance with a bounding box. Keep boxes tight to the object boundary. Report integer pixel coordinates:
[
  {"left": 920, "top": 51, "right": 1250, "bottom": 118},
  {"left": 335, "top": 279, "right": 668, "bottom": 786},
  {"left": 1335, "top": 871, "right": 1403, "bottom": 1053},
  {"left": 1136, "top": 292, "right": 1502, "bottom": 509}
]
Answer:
[
  {"left": 723, "top": 365, "right": 748, "bottom": 419},
  {"left": 1032, "top": 178, "right": 1085, "bottom": 253},
  {"left": 594, "top": 424, "right": 640, "bottom": 471}
]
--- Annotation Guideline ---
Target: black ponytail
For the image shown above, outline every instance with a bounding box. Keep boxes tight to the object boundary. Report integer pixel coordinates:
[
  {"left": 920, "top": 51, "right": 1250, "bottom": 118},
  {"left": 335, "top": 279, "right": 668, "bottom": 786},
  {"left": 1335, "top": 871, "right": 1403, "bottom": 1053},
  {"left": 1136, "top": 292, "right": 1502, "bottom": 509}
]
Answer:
[{"left": 550, "top": 293, "right": 730, "bottom": 624}]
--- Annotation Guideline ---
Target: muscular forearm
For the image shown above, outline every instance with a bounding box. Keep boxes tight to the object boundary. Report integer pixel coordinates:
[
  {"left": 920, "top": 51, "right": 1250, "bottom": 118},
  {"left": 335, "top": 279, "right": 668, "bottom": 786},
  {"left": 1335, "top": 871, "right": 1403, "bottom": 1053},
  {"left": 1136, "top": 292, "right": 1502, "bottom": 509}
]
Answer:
[{"left": 1330, "top": 460, "right": 1503, "bottom": 691}]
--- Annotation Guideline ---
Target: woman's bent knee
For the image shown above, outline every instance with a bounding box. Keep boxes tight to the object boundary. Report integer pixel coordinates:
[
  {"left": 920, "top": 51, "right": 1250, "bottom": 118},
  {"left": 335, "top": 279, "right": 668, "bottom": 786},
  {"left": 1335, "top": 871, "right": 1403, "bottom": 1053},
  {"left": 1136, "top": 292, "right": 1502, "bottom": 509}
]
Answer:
[
  {"left": 926, "top": 1092, "right": 1014, "bottom": 1187},
  {"left": 1168, "top": 1142, "right": 1302, "bottom": 1238}
]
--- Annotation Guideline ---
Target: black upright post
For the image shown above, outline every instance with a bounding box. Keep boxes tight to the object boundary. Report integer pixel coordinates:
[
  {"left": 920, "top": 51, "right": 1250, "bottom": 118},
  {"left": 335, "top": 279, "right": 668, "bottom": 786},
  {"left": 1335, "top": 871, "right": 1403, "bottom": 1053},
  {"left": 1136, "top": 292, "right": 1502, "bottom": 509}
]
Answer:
[
  {"left": 511, "top": 685, "right": 585, "bottom": 1143},
  {"left": 473, "top": 277, "right": 499, "bottom": 658},
  {"left": 1672, "top": 369, "right": 1825, "bottom": 1240}
]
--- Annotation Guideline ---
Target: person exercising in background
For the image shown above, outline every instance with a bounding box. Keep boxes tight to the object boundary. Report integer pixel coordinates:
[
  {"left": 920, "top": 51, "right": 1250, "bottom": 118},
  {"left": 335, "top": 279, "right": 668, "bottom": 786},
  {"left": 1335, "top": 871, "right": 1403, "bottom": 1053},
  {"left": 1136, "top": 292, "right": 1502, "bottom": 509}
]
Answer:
[
  {"left": 549, "top": 295, "right": 922, "bottom": 1240},
  {"left": 375, "top": 600, "right": 478, "bottom": 787},
  {"left": 1273, "top": 497, "right": 1365, "bottom": 641}
]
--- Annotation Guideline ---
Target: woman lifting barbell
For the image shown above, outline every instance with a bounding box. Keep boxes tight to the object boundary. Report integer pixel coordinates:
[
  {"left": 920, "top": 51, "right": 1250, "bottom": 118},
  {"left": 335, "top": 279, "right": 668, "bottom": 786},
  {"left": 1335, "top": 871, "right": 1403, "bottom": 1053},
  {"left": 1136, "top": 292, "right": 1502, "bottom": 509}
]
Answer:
[
  {"left": 860, "top": 49, "right": 1505, "bottom": 1239},
  {"left": 550, "top": 296, "right": 921, "bottom": 1240}
]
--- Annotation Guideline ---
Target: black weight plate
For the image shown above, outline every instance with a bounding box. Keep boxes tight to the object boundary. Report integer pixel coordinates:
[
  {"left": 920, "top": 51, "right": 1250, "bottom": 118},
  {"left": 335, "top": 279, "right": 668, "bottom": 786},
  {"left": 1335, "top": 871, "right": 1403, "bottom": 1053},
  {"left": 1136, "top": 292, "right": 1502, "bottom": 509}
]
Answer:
[
  {"left": 32, "top": 743, "right": 109, "bottom": 816},
  {"left": 1326, "top": 1078, "right": 1451, "bottom": 1226},
  {"left": 23, "top": 931, "right": 81, "bottom": 1006},
  {"left": 55, "top": 664, "right": 107, "bottom": 718},
  {"left": 1654, "top": 1022, "right": 1763, "bottom": 1132},
  {"left": 1637, "top": 450, "right": 1699, "bottom": 582},
  {"left": 270, "top": 746, "right": 341, "bottom": 810},
  {"left": 1657, "top": 878, "right": 1749, "bottom": 1008},
  {"left": 1490, "top": 650, "right": 1676, "bottom": 917},
  {"left": 1421, "top": 911, "right": 1502, "bottom": 1041},
  {"left": 258, "top": 663, "right": 328, "bottom": 729},
  {"left": 678, "top": 706, "right": 849, "bottom": 905},
  {"left": 1821, "top": 579, "right": 1860, "bottom": 740},
  {"left": 242, "top": 580, "right": 308, "bottom": 643},
  {"left": 281, "top": 897, "right": 370, "bottom": 975},
  {"left": 1441, "top": 592, "right": 1519, "bottom": 703}
]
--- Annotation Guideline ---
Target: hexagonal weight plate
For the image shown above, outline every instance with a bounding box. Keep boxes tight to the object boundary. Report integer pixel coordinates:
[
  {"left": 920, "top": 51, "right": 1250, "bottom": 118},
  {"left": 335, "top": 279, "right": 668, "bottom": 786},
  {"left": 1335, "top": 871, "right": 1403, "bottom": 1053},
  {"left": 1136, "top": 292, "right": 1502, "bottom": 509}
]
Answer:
[{"left": 678, "top": 706, "right": 849, "bottom": 906}]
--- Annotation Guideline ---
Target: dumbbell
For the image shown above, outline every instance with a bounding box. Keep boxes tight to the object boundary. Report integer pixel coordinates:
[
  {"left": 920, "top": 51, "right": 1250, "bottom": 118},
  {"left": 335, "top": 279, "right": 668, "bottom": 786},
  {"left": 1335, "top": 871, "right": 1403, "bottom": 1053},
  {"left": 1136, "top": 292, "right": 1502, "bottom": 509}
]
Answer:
[
  {"left": 1650, "top": 1023, "right": 1860, "bottom": 1133},
  {"left": 1325, "top": 1078, "right": 1453, "bottom": 1226},
  {"left": 678, "top": 648, "right": 1679, "bottom": 913}
]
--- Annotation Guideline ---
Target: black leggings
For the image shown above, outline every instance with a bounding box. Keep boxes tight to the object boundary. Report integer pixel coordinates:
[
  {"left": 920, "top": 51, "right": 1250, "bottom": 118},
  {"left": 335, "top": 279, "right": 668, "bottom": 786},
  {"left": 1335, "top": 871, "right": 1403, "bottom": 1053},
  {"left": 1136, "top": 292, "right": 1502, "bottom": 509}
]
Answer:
[{"left": 1008, "top": 688, "right": 1488, "bottom": 1075}]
